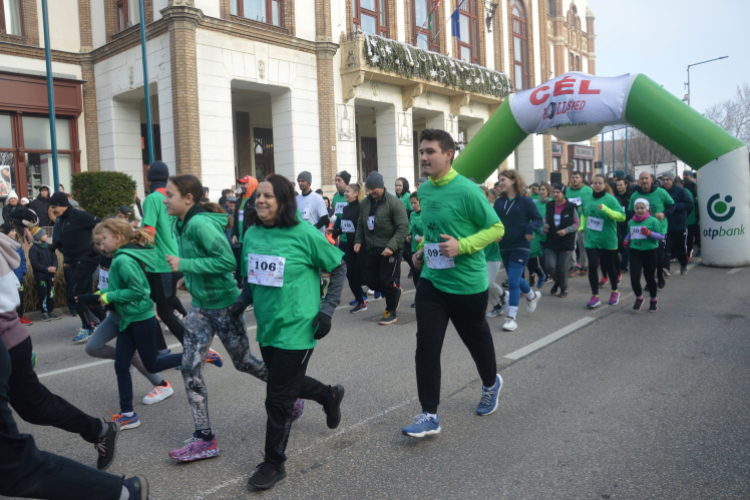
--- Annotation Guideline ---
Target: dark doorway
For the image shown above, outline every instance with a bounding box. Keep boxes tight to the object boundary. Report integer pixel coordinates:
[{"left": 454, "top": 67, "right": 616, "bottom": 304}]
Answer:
[
  {"left": 253, "top": 127, "right": 274, "bottom": 181},
  {"left": 361, "top": 137, "right": 378, "bottom": 178}
]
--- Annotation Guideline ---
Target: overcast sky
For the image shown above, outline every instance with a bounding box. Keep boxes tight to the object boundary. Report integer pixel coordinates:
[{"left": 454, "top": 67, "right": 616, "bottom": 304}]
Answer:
[{"left": 590, "top": 0, "right": 748, "bottom": 115}]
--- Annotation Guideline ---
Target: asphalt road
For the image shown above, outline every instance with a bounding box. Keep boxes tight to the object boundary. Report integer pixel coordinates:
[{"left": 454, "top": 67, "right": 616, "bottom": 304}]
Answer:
[{"left": 5, "top": 258, "right": 750, "bottom": 500}]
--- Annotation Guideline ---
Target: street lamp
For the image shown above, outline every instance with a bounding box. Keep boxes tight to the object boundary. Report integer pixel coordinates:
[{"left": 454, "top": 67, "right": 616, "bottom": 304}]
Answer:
[{"left": 683, "top": 56, "right": 728, "bottom": 106}]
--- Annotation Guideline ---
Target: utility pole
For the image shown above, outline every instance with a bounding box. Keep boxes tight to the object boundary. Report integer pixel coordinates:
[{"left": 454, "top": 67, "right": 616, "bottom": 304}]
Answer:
[
  {"left": 41, "top": 0, "right": 59, "bottom": 192},
  {"left": 684, "top": 56, "right": 728, "bottom": 106},
  {"left": 140, "top": 0, "right": 154, "bottom": 165}
]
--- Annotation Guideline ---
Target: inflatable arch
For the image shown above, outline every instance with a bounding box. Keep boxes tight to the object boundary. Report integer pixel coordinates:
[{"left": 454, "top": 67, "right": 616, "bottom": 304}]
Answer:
[{"left": 453, "top": 73, "right": 750, "bottom": 268}]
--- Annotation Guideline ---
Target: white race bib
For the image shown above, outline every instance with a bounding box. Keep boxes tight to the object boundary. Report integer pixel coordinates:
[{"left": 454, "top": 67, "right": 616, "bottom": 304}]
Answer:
[
  {"left": 586, "top": 216, "right": 604, "bottom": 232},
  {"left": 622, "top": 205, "right": 626, "bottom": 213},
  {"left": 341, "top": 220, "right": 355, "bottom": 233},
  {"left": 98, "top": 269, "right": 109, "bottom": 290},
  {"left": 238, "top": 210, "right": 244, "bottom": 223},
  {"left": 424, "top": 243, "right": 455, "bottom": 270},
  {"left": 569, "top": 197, "right": 582, "bottom": 207},
  {"left": 303, "top": 208, "right": 311, "bottom": 221},
  {"left": 554, "top": 214, "right": 561, "bottom": 226},
  {"left": 334, "top": 202, "right": 347, "bottom": 215},
  {"left": 247, "top": 254, "right": 286, "bottom": 287},
  {"left": 367, "top": 216, "right": 375, "bottom": 231},
  {"left": 630, "top": 226, "right": 647, "bottom": 240}
]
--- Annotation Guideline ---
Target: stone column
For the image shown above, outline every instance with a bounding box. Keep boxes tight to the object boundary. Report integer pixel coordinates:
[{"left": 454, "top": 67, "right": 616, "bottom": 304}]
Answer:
[
  {"left": 315, "top": 0, "right": 338, "bottom": 191},
  {"left": 375, "top": 105, "right": 414, "bottom": 191}
]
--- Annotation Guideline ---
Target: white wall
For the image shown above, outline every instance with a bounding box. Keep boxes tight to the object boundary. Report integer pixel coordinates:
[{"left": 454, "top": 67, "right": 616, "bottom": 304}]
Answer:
[
  {"left": 296, "top": 0, "right": 316, "bottom": 41},
  {"left": 38, "top": 0, "right": 80, "bottom": 52},
  {"left": 531, "top": 0, "right": 541, "bottom": 87},
  {"left": 193, "top": 0, "right": 221, "bottom": 18},
  {"left": 153, "top": 0, "right": 169, "bottom": 21},
  {"left": 91, "top": 0, "right": 106, "bottom": 49}
]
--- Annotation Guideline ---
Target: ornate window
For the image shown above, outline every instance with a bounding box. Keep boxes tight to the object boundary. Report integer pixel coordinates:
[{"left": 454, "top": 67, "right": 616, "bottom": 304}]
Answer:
[
  {"left": 231, "top": 0, "right": 283, "bottom": 26},
  {"left": 511, "top": 0, "right": 529, "bottom": 90},
  {"left": 116, "top": 0, "right": 129, "bottom": 32},
  {"left": 0, "top": 0, "right": 22, "bottom": 36},
  {"left": 353, "top": 0, "right": 388, "bottom": 36},
  {"left": 413, "top": 0, "right": 438, "bottom": 51},
  {"left": 458, "top": 0, "right": 479, "bottom": 63}
]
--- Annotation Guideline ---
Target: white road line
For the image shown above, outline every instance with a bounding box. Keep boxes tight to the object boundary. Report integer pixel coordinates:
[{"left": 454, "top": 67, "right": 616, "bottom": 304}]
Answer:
[
  {"left": 727, "top": 267, "right": 743, "bottom": 274},
  {"left": 504, "top": 317, "right": 595, "bottom": 361}
]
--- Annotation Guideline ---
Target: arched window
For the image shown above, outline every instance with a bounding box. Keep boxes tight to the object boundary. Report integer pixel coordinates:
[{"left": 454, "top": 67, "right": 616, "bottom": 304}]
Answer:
[
  {"left": 353, "top": 0, "right": 388, "bottom": 36},
  {"left": 511, "top": 0, "right": 529, "bottom": 90},
  {"left": 413, "top": 0, "right": 438, "bottom": 51},
  {"left": 458, "top": 0, "right": 479, "bottom": 63}
]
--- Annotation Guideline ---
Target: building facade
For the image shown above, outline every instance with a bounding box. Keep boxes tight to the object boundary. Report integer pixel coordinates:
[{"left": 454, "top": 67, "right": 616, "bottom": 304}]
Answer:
[{"left": 0, "top": 0, "right": 597, "bottom": 201}]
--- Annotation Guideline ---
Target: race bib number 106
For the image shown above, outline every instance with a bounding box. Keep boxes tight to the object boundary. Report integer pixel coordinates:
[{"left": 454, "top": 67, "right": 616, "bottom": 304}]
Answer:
[{"left": 247, "top": 254, "right": 286, "bottom": 287}]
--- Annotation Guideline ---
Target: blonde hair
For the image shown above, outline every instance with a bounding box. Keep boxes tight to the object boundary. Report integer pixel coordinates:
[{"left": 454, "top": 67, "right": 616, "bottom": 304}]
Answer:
[
  {"left": 499, "top": 170, "right": 527, "bottom": 196},
  {"left": 348, "top": 182, "right": 365, "bottom": 202},
  {"left": 100, "top": 218, "right": 154, "bottom": 247}
]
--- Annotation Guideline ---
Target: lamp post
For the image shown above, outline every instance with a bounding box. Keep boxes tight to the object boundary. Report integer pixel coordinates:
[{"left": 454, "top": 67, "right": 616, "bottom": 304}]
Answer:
[{"left": 684, "top": 56, "right": 728, "bottom": 106}]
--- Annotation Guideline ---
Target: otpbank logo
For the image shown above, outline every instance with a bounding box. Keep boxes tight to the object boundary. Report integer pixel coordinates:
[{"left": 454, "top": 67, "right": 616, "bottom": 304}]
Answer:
[{"left": 707, "top": 193, "right": 736, "bottom": 222}]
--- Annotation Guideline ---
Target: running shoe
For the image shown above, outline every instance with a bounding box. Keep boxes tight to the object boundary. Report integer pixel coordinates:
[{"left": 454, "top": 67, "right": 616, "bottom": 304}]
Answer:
[
  {"left": 19, "top": 316, "right": 32, "bottom": 325},
  {"left": 558, "top": 290, "right": 568, "bottom": 298},
  {"left": 411, "top": 302, "right": 416, "bottom": 308},
  {"left": 502, "top": 318, "right": 517, "bottom": 331},
  {"left": 608, "top": 291, "right": 620, "bottom": 306},
  {"left": 476, "top": 374, "right": 503, "bottom": 416},
  {"left": 323, "top": 385, "right": 345, "bottom": 429},
  {"left": 528, "top": 275, "right": 536, "bottom": 287},
  {"left": 407, "top": 269, "right": 413, "bottom": 279},
  {"left": 206, "top": 349, "right": 223, "bottom": 367},
  {"left": 526, "top": 291, "right": 541, "bottom": 313},
  {"left": 586, "top": 296, "right": 601, "bottom": 309},
  {"left": 95, "top": 422, "right": 119, "bottom": 470},
  {"left": 394, "top": 286, "right": 403, "bottom": 312},
  {"left": 31, "top": 351, "right": 37, "bottom": 369},
  {"left": 569, "top": 268, "right": 577, "bottom": 277},
  {"left": 248, "top": 461, "right": 286, "bottom": 490},
  {"left": 245, "top": 304, "right": 254, "bottom": 312},
  {"left": 169, "top": 434, "right": 220, "bottom": 462},
  {"left": 124, "top": 475, "right": 148, "bottom": 500},
  {"left": 649, "top": 299, "right": 658, "bottom": 313},
  {"left": 379, "top": 310, "right": 397, "bottom": 325},
  {"left": 109, "top": 412, "right": 141, "bottom": 430},
  {"left": 41, "top": 313, "right": 51, "bottom": 322},
  {"left": 633, "top": 297, "right": 645, "bottom": 311},
  {"left": 72, "top": 328, "right": 93, "bottom": 344},
  {"left": 598, "top": 276, "right": 608, "bottom": 287},
  {"left": 373, "top": 291, "right": 382, "bottom": 300},
  {"left": 49, "top": 311, "right": 61, "bottom": 320},
  {"left": 142, "top": 381, "right": 174, "bottom": 405},
  {"left": 617, "top": 274, "right": 622, "bottom": 285},
  {"left": 680, "top": 266, "right": 688, "bottom": 276},
  {"left": 486, "top": 304, "right": 503, "bottom": 318},
  {"left": 580, "top": 269, "right": 588, "bottom": 276},
  {"left": 499, "top": 293, "right": 510, "bottom": 314},
  {"left": 367, "top": 288, "right": 375, "bottom": 296},
  {"left": 658, "top": 275, "right": 666, "bottom": 289},
  {"left": 350, "top": 302, "right": 368, "bottom": 314},
  {"left": 402, "top": 413, "right": 441, "bottom": 438},
  {"left": 292, "top": 399, "right": 305, "bottom": 422},
  {"left": 663, "top": 269, "right": 671, "bottom": 278},
  {"left": 157, "top": 349, "right": 171, "bottom": 357},
  {"left": 537, "top": 274, "right": 547, "bottom": 289},
  {"left": 550, "top": 283, "right": 559, "bottom": 295},
  {"left": 68, "top": 309, "right": 77, "bottom": 317}
]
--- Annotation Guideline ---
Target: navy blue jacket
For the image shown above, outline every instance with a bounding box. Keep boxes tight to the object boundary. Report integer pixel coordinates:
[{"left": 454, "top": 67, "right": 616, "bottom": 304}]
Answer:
[
  {"left": 664, "top": 185, "right": 693, "bottom": 232},
  {"left": 493, "top": 195, "right": 543, "bottom": 250},
  {"left": 29, "top": 243, "right": 57, "bottom": 280},
  {"left": 14, "top": 246, "right": 26, "bottom": 282}
]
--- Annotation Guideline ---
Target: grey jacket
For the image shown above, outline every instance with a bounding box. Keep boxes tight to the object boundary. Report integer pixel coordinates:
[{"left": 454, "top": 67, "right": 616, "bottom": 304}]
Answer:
[{"left": 354, "top": 189, "right": 409, "bottom": 252}]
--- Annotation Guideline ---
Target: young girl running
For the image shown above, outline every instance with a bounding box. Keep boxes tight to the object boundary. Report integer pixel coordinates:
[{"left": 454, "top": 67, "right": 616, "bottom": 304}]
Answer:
[
  {"left": 328, "top": 182, "right": 367, "bottom": 313},
  {"left": 480, "top": 186, "right": 508, "bottom": 318},
  {"left": 580, "top": 174, "right": 626, "bottom": 308},
  {"left": 407, "top": 191, "right": 423, "bottom": 308},
  {"left": 97, "top": 219, "right": 183, "bottom": 429},
  {"left": 624, "top": 198, "right": 665, "bottom": 312},
  {"left": 543, "top": 184, "right": 579, "bottom": 298}
]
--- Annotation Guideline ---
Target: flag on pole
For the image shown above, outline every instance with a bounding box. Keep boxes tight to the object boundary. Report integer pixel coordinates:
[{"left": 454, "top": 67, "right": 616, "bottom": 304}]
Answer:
[{"left": 451, "top": 0, "right": 466, "bottom": 41}]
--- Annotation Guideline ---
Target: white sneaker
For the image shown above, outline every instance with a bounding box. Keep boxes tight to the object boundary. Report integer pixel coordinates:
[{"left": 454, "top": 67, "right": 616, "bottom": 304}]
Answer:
[
  {"left": 142, "top": 381, "right": 174, "bottom": 405},
  {"left": 367, "top": 288, "right": 375, "bottom": 296},
  {"left": 663, "top": 269, "right": 671, "bottom": 278},
  {"left": 502, "top": 318, "right": 518, "bottom": 331},
  {"left": 486, "top": 305, "right": 502, "bottom": 318},
  {"left": 526, "top": 291, "right": 542, "bottom": 313}
]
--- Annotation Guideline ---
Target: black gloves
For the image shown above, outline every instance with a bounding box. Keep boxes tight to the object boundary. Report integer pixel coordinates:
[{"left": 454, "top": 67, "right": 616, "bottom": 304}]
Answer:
[
  {"left": 230, "top": 301, "right": 246, "bottom": 319},
  {"left": 77, "top": 293, "right": 101, "bottom": 305},
  {"left": 312, "top": 312, "right": 332, "bottom": 340}
]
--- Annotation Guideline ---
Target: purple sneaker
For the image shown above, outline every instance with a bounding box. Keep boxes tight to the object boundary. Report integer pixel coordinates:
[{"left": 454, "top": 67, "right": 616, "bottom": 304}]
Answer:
[
  {"left": 608, "top": 291, "right": 620, "bottom": 305},
  {"left": 168, "top": 434, "right": 220, "bottom": 462},
  {"left": 586, "top": 295, "right": 601, "bottom": 309},
  {"left": 292, "top": 399, "right": 305, "bottom": 422}
]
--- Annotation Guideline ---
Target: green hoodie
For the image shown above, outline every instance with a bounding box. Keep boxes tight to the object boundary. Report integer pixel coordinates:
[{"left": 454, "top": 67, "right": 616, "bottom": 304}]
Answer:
[
  {"left": 173, "top": 205, "right": 240, "bottom": 309},
  {"left": 101, "top": 244, "right": 156, "bottom": 331}
]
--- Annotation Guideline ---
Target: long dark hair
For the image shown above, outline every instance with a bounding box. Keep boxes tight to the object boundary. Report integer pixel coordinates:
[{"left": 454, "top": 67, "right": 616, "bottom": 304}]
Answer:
[
  {"left": 252, "top": 174, "right": 299, "bottom": 228},
  {"left": 168, "top": 175, "right": 203, "bottom": 205},
  {"left": 396, "top": 177, "right": 410, "bottom": 197}
]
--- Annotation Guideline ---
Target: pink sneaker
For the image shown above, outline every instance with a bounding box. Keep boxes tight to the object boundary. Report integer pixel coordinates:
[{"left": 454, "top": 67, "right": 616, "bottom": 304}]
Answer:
[
  {"left": 586, "top": 295, "right": 601, "bottom": 309},
  {"left": 608, "top": 291, "right": 620, "bottom": 305},
  {"left": 292, "top": 399, "right": 305, "bottom": 422},
  {"left": 169, "top": 434, "right": 220, "bottom": 462}
]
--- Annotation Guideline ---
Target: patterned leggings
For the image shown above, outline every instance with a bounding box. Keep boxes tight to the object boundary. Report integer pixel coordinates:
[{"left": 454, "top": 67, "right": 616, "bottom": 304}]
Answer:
[{"left": 182, "top": 305, "right": 267, "bottom": 432}]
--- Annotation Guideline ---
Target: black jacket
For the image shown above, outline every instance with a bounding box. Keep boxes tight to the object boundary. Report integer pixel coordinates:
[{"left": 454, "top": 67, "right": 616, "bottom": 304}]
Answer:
[
  {"left": 544, "top": 200, "right": 578, "bottom": 251},
  {"left": 613, "top": 190, "right": 633, "bottom": 227},
  {"left": 29, "top": 243, "right": 57, "bottom": 278},
  {"left": 1, "top": 204, "right": 13, "bottom": 224},
  {"left": 665, "top": 185, "right": 693, "bottom": 232},
  {"left": 232, "top": 192, "right": 256, "bottom": 244},
  {"left": 48, "top": 206, "right": 101, "bottom": 263},
  {"left": 28, "top": 189, "right": 51, "bottom": 226},
  {"left": 683, "top": 180, "right": 699, "bottom": 222},
  {"left": 332, "top": 200, "right": 360, "bottom": 239}
]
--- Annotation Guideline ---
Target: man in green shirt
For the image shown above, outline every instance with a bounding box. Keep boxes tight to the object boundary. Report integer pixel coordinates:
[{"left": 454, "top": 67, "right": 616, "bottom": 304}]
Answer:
[
  {"left": 401, "top": 129, "right": 505, "bottom": 439},
  {"left": 331, "top": 170, "right": 351, "bottom": 253},
  {"left": 566, "top": 171, "right": 593, "bottom": 276}
]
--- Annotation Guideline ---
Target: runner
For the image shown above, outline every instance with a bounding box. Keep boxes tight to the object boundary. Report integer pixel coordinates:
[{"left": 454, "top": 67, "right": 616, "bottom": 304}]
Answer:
[
  {"left": 480, "top": 186, "right": 508, "bottom": 318},
  {"left": 614, "top": 177, "right": 633, "bottom": 274},
  {"left": 565, "top": 171, "right": 593, "bottom": 276},
  {"left": 659, "top": 172, "right": 693, "bottom": 276},
  {"left": 396, "top": 177, "right": 415, "bottom": 280},
  {"left": 296, "top": 171, "right": 329, "bottom": 234},
  {"left": 543, "top": 184, "right": 579, "bottom": 298},
  {"left": 493, "top": 170, "right": 543, "bottom": 332},
  {"left": 580, "top": 174, "right": 626, "bottom": 308},
  {"left": 232, "top": 176, "right": 259, "bottom": 286},
  {"left": 682, "top": 171, "right": 701, "bottom": 257},
  {"left": 623, "top": 198, "right": 665, "bottom": 312},
  {"left": 403, "top": 129, "right": 504, "bottom": 439},
  {"left": 163, "top": 175, "right": 270, "bottom": 462},
  {"left": 528, "top": 182, "right": 550, "bottom": 288},
  {"left": 237, "top": 174, "right": 346, "bottom": 489},
  {"left": 676, "top": 177, "right": 698, "bottom": 259},
  {"left": 331, "top": 170, "right": 352, "bottom": 253},
  {"left": 406, "top": 191, "right": 424, "bottom": 308}
]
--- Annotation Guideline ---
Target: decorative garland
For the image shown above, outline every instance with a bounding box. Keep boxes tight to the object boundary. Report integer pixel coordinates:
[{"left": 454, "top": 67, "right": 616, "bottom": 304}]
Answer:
[{"left": 362, "top": 33, "right": 512, "bottom": 100}]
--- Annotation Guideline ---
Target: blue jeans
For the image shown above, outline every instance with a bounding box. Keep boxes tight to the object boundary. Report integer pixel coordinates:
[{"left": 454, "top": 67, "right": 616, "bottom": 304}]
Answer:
[{"left": 501, "top": 249, "right": 531, "bottom": 308}]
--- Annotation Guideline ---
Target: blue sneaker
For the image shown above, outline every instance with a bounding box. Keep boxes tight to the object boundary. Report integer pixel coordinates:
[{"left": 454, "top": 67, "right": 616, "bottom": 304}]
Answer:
[
  {"left": 476, "top": 374, "right": 503, "bottom": 416},
  {"left": 537, "top": 274, "right": 547, "bottom": 289},
  {"left": 402, "top": 413, "right": 441, "bottom": 438},
  {"left": 349, "top": 296, "right": 368, "bottom": 306},
  {"left": 72, "top": 328, "right": 93, "bottom": 344},
  {"left": 110, "top": 411, "right": 141, "bottom": 430},
  {"left": 373, "top": 292, "right": 382, "bottom": 300},
  {"left": 206, "top": 349, "right": 224, "bottom": 368}
]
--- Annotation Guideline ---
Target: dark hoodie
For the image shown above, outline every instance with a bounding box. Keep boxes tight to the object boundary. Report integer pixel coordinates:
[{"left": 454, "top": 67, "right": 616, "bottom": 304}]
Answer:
[
  {"left": 28, "top": 185, "right": 51, "bottom": 226},
  {"left": 47, "top": 206, "right": 101, "bottom": 263}
]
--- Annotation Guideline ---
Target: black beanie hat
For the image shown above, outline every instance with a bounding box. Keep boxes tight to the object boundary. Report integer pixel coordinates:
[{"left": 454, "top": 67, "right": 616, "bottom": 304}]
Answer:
[
  {"left": 148, "top": 161, "right": 170, "bottom": 182},
  {"left": 49, "top": 191, "right": 70, "bottom": 207},
  {"left": 336, "top": 170, "right": 351, "bottom": 185},
  {"left": 0, "top": 223, "right": 14, "bottom": 235}
]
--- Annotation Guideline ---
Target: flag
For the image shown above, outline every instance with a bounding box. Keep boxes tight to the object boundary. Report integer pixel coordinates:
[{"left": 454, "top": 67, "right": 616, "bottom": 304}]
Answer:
[
  {"left": 451, "top": 0, "right": 466, "bottom": 40},
  {"left": 427, "top": 10, "right": 433, "bottom": 31}
]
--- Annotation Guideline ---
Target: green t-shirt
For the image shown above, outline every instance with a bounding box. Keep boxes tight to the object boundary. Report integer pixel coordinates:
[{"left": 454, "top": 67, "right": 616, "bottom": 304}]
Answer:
[
  {"left": 529, "top": 192, "right": 540, "bottom": 201},
  {"left": 628, "top": 216, "right": 662, "bottom": 251},
  {"left": 141, "top": 190, "right": 179, "bottom": 273},
  {"left": 331, "top": 191, "right": 348, "bottom": 243},
  {"left": 582, "top": 193, "right": 624, "bottom": 250},
  {"left": 566, "top": 185, "right": 593, "bottom": 214},
  {"left": 399, "top": 193, "right": 411, "bottom": 214},
  {"left": 484, "top": 241, "right": 501, "bottom": 262},
  {"left": 686, "top": 189, "right": 696, "bottom": 226},
  {"left": 418, "top": 173, "right": 500, "bottom": 295},
  {"left": 242, "top": 220, "right": 344, "bottom": 350},
  {"left": 627, "top": 187, "right": 674, "bottom": 234},
  {"left": 409, "top": 210, "right": 423, "bottom": 253}
]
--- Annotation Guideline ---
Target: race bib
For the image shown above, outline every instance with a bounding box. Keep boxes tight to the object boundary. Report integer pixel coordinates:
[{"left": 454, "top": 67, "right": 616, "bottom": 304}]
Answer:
[
  {"left": 238, "top": 210, "right": 244, "bottom": 223},
  {"left": 335, "top": 202, "right": 347, "bottom": 215},
  {"left": 586, "top": 216, "right": 604, "bottom": 231},
  {"left": 303, "top": 208, "right": 311, "bottom": 221},
  {"left": 341, "top": 220, "right": 355, "bottom": 233},
  {"left": 554, "top": 214, "right": 561, "bottom": 226},
  {"left": 630, "top": 226, "right": 647, "bottom": 240},
  {"left": 247, "top": 254, "right": 286, "bottom": 287},
  {"left": 622, "top": 205, "right": 626, "bottom": 213},
  {"left": 367, "top": 216, "right": 375, "bottom": 231},
  {"left": 98, "top": 269, "right": 109, "bottom": 290},
  {"left": 424, "top": 243, "right": 455, "bottom": 270},
  {"left": 569, "top": 197, "right": 582, "bottom": 207}
]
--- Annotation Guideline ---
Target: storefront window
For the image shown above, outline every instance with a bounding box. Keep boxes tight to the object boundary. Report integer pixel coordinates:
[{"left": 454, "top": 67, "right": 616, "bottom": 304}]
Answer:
[
  {"left": 22, "top": 116, "right": 71, "bottom": 150},
  {"left": 26, "top": 153, "right": 71, "bottom": 199}
]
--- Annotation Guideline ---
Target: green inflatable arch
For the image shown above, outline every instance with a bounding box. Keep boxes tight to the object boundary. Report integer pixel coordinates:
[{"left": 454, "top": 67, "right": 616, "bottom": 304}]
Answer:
[{"left": 453, "top": 73, "right": 750, "bottom": 267}]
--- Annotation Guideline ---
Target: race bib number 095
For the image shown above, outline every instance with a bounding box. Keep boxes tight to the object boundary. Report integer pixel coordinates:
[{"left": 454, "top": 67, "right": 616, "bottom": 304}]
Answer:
[
  {"left": 247, "top": 254, "right": 286, "bottom": 287},
  {"left": 424, "top": 243, "right": 455, "bottom": 270}
]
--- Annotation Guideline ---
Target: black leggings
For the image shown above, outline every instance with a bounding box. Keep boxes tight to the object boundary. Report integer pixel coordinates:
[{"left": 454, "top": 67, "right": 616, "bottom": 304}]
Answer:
[
  {"left": 147, "top": 272, "right": 185, "bottom": 350},
  {"left": 630, "top": 248, "right": 658, "bottom": 298},
  {"left": 71, "top": 258, "right": 106, "bottom": 329},
  {"left": 527, "top": 256, "right": 545, "bottom": 279},
  {"left": 585, "top": 248, "right": 619, "bottom": 295},
  {"left": 344, "top": 242, "right": 366, "bottom": 305}
]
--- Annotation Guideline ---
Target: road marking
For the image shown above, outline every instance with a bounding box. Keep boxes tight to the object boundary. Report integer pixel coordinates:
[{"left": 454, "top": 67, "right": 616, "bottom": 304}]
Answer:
[
  {"left": 727, "top": 267, "right": 743, "bottom": 274},
  {"left": 504, "top": 316, "right": 595, "bottom": 361}
]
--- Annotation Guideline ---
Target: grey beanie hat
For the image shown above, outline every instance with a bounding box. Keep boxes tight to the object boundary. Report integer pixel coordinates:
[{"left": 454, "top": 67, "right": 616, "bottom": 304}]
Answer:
[
  {"left": 365, "top": 171, "right": 385, "bottom": 189},
  {"left": 33, "top": 227, "right": 47, "bottom": 242},
  {"left": 297, "top": 171, "right": 313, "bottom": 185},
  {"left": 659, "top": 171, "right": 674, "bottom": 180},
  {"left": 417, "top": 176, "right": 428, "bottom": 185}
]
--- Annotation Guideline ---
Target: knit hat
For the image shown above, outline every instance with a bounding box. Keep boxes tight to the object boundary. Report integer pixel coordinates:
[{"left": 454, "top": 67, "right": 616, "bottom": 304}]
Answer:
[
  {"left": 147, "top": 161, "right": 170, "bottom": 182},
  {"left": 20, "top": 197, "right": 29, "bottom": 204},
  {"left": 633, "top": 197, "right": 650, "bottom": 211},
  {"left": 365, "top": 171, "right": 384, "bottom": 189},
  {"left": 6, "top": 189, "right": 17, "bottom": 201},
  {"left": 336, "top": 170, "right": 351, "bottom": 185},
  {"left": 297, "top": 171, "right": 313, "bottom": 185},
  {"left": 417, "top": 177, "right": 428, "bottom": 185},
  {"left": 659, "top": 172, "right": 674, "bottom": 181},
  {"left": 614, "top": 170, "right": 626, "bottom": 178},
  {"left": 0, "top": 223, "right": 14, "bottom": 235},
  {"left": 49, "top": 191, "right": 69, "bottom": 207},
  {"left": 31, "top": 226, "right": 47, "bottom": 241},
  {"left": 117, "top": 205, "right": 132, "bottom": 215}
]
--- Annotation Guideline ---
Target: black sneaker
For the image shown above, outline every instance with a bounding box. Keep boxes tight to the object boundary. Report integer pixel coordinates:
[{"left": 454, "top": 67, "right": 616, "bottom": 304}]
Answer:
[
  {"left": 550, "top": 283, "right": 559, "bottom": 295},
  {"left": 633, "top": 297, "right": 645, "bottom": 311},
  {"left": 649, "top": 299, "right": 658, "bottom": 313},
  {"left": 68, "top": 309, "right": 77, "bottom": 318},
  {"left": 350, "top": 302, "right": 367, "bottom": 314},
  {"left": 124, "top": 475, "right": 148, "bottom": 499},
  {"left": 558, "top": 289, "right": 568, "bottom": 298},
  {"left": 41, "top": 313, "right": 51, "bottom": 322},
  {"left": 49, "top": 311, "right": 61, "bottom": 320},
  {"left": 95, "top": 421, "right": 119, "bottom": 470},
  {"left": 323, "top": 384, "right": 345, "bottom": 429},
  {"left": 248, "top": 461, "right": 287, "bottom": 490},
  {"left": 657, "top": 275, "right": 666, "bottom": 289},
  {"left": 407, "top": 269, "right": 413, "bottom": 279}
]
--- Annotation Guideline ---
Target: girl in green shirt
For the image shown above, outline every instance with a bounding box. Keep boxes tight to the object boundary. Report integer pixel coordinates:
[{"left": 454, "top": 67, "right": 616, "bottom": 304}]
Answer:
[{"left": 624, "top": 198, "right": 666, "bottom": 312}]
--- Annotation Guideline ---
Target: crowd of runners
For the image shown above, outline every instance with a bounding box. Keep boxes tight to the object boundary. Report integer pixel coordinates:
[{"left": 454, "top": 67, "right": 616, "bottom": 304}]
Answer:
[{"left": 0, "top": 128, "right": 702, "bottom": 499}]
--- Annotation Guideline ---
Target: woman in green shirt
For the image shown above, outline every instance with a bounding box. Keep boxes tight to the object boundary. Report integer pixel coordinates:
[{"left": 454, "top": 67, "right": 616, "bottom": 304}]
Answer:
[{"left": 237, "top": 174, "right": 347, "bottom": 490}]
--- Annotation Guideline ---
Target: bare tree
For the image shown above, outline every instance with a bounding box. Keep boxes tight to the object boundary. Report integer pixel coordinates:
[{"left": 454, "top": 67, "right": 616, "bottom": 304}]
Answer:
[{"left": 704, "top": 83, "right": 750, "bottom": 145}]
